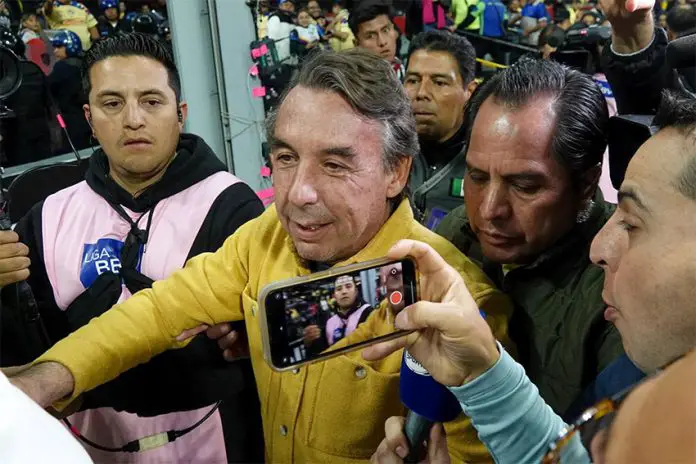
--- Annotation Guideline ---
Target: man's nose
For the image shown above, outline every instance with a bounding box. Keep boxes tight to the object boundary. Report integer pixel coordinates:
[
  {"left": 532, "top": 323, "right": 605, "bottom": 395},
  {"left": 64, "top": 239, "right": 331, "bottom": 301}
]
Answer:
[
  {"left": 590, "top": 216, "right": 619, "bottom": 270},
  {"left": 123, "top": 101, "right": 146, "bottom": 129},
  {"left": 479, "top": 184, "right": 510, "bottom": 221},
  {"left": 416, "top": 80, "right": 431, "bottom": 100},
  {"left": 287, "top": 163, "right": 319, "bottom": 207}
]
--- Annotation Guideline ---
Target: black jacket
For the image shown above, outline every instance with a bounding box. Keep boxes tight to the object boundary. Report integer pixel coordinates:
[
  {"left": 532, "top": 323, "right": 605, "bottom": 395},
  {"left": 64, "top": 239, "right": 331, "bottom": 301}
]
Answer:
[
  {"left": 0, "top": 134, "right": 265, "bottom": 462},
  {"left": 49, "top": 57, "right": 91, "bottom": 151},
  {"left": 601, "top": 27, "right": 678, "bottom": 114}
]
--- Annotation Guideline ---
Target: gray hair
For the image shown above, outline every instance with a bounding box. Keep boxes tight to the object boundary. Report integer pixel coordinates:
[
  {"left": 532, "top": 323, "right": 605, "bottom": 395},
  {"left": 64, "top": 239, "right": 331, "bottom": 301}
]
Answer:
[{"left": 265, "top": 48, "right": 420, "bottom": 173}]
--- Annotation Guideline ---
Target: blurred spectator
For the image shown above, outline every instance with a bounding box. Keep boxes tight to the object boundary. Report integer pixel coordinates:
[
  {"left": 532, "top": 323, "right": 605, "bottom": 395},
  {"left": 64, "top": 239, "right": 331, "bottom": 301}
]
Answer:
[
  {"left": 519, "top": 0, "right": 551, "bottom": 45},
  {"left": 349, "top": 2, "right": 403, "bottom": 79},
  {"left": 292, "top": 7, "right": 325, "bottom": 61},
  {"left": 256, "top": 0, "right": 271, "bottom": 39},
  {"left": 326, "top": 0, "right": 355, "bottom": 51},
  {"left": 406, "top": 31, "right": 477, "bottom": 223},
  {"left": 268, "top": 0, "right": 296, "bottom": 64},
  {"left": 666, "top": 4, "right": 696, "bottom": 40},
  {"left": 97, "top": 0, "right": 128, "bottom": 39},
  {"left": 41, "top": 0, "right": 99, "bottom": 51},
  {"left": 478, "top": 0, "right": 508, "bottom": 38},
  {"left": 422, "top": 0, "right": 449, "bottom": 31},
  {"left": 549, "top": 0, "right": 577, "bottom": 26},
  {"left": 1, "top": 28, "right": 55, "bottom": 165},
  {"left": 19, "top": 12, "right": 56, "bottom": 75},
  {"left": 658, "top": 11, "right": 668, "bottom": 28},
  {"left": 49, "top": 30, "right": 91, "bottom": 152},
  {"left": 451, "top": 0, "right": 483, "bottom": 33},
  {"left": 307, "top": 0, "right": 326, "bottom": 27},
  {"left": 0, "top": 0, "right": 10, "bottom": 29}
]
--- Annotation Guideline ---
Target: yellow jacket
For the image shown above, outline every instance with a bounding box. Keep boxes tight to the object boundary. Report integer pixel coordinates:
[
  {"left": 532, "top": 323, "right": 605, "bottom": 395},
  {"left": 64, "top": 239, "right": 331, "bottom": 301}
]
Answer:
[{"left": 36, "top": 200, "right": 512, "bottom": 463}]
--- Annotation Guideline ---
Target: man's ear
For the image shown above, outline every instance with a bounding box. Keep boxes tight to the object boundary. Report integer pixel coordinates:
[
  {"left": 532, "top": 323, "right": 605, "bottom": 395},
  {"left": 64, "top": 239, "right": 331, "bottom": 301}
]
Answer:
[
  {"left": 465, "top": 79, "right": 478, "bottom": 101},
  {"left": 83, "top": 104, "right": 94, "bottom": 133},
  {"left": 581, "top": 163, "right": 602, "bottom": 201},
  {"left": 386, "top": 155, "right": 413, "bottom": 199},
  {"left": 178, "top": 102, "right": 188, "bottom": 129}
]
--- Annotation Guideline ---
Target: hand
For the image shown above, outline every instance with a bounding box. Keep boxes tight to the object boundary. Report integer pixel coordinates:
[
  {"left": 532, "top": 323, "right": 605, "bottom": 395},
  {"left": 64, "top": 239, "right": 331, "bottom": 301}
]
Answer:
[
  {"left": 362, "top": 240, "right": 499, "bottom": 387},
  {"left": 523, "top": 28, "right": 532, "bottom": 37},
  {"left": 371, "top": 416, "right": 450, "bottom": 464},
  {"left": 599, "top": 0, "right": 655, "bottom": 53},
  {"left": 303, "top": 324, "right": 321, "bottom": 346},
  {"left": 0, "top": 231, "right": 31, "bottom": 288},
  {"left": 448, "top": 25, "right": 457, "bottom": 33},
  {"left": 206, "top": 323, "right": 250, "bottom": 361}
]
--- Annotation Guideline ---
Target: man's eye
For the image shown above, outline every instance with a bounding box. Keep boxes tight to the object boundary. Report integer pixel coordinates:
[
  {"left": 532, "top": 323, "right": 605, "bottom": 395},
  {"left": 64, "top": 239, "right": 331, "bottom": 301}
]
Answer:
[
  {"left": 324, "top": 162, "right": 345, "bottom": 173},
  {"left": 274, "top": 153, "right": 296, "bottom": 165},
  {"left": 434, "top": 80, "right": 448, "bottom": 87},
  {"left": 619, "top": 220, "right": 636, "bottom": 232},
  {"left": 145, "top": 99, "right": 162, "bottom": 107},
  {"left": 513, "top": 183, "right": 540, "bottom": 194},
  {"left": 468, "top": 172, "right": 488, "bottom": 184},
  {"left": 103, "top": 101, "right": 121, "bottom": 108}
]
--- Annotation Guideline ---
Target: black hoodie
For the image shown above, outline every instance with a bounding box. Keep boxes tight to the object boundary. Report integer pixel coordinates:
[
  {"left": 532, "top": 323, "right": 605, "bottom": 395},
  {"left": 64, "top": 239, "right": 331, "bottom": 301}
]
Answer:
[{"left": 0, "top": 134, "right": 265, "bottom": 462}]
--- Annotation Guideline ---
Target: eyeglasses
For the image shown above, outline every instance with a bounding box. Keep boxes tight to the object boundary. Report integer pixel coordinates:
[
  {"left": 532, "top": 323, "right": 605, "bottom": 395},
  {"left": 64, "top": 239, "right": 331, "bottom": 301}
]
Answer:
[{"left": 541, "top": 353, "right": 686, "bottom": 464}]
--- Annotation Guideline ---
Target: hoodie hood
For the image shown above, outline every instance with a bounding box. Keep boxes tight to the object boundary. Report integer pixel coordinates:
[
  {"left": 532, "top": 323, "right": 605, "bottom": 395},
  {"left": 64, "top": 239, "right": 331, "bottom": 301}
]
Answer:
[{"left": 85, "top": 133, "right": 227, "bottom": 212}]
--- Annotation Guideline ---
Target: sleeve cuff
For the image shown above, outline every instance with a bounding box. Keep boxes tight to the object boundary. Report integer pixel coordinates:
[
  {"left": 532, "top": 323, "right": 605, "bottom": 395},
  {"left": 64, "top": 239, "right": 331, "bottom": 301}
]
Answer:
[
  {"left": 610, "top": 31, "right": 656, "bottom": 57},
  {"left": 448, "top": 341, "right": 520, "bottom": 403}
]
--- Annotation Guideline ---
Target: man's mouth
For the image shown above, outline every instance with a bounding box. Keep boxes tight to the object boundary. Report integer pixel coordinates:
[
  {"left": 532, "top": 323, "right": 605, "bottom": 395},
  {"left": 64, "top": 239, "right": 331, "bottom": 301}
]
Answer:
[
  {"left": 124, "top": 138, "right": 152, "bottom": 148},
  {"left": 290, "top": 221, "right": 331, "bottom": 241}
]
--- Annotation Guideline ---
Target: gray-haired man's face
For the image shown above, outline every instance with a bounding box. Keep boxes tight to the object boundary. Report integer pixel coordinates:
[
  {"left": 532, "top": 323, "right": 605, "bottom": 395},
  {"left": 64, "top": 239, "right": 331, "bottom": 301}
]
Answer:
[{"left": 270, "top": 86, "right": 411, "bottom": 263}]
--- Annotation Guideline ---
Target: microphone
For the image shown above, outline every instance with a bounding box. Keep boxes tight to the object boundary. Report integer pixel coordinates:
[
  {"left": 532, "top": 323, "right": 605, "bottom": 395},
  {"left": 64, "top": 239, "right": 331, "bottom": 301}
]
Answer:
[
  {"left": 400, "top": 350, "right": 462, "bottom": 462},
  {"left": 666, "top": 33, "right": 696, "bottom": 70}
]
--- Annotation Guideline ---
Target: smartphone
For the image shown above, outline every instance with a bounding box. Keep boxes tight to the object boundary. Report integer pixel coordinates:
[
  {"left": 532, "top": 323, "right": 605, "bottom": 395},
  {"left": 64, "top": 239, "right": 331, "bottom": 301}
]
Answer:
[{"left": 258, "top": 257, "right": 418, "bottom": 372}]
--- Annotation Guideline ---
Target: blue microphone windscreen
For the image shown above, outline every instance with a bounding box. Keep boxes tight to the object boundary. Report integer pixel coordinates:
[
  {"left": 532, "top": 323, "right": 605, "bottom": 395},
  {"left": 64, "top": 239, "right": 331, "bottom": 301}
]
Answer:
[{"left": 400, "top": 351, "right": 462, "bottom": 423}]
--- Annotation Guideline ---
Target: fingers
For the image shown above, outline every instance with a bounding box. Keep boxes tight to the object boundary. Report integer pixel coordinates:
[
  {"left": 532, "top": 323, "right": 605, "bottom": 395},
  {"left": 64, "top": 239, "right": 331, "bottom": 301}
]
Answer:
[
  {"left": 362, "top": 334, "right": 410, "bottom": 361},
  {"left": 371, "top": 416, "right": 409, "bottom": 464},
  {"left": 394, "top": 301, "right": 464, "bottom": 333},
  {"left": 206, "top": 322, "right": 231, "bottom": 340},
  {"left": 625, "top": 0, "right": 655, "bottom": 12},
  {"left": 384, "top": 416, "right": 409, "bottom": 459},
  {"left": 428, "top": 423, "right": 451, "bottom": 463},
  {"left": 175, "top": 324, "right": 209, "bottom": 342},
  {"left": 0, "top": 232, "right": 31, "bottom": 287},
  {"left": 386, "top": 240, "right": 450, "bottom": 276},
  {"left": 217, "top": 330, "right": 239, "bottom": 351}
]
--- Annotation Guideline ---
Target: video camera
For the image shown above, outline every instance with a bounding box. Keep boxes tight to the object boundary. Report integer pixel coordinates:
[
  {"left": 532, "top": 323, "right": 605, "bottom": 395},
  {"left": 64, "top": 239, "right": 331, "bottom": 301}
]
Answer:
[
  {"left": 608, "top": 32, "right": 696, "bottom": 189},
  {"left": 550, "top": 24, "right": 612, "bottom": 74}
]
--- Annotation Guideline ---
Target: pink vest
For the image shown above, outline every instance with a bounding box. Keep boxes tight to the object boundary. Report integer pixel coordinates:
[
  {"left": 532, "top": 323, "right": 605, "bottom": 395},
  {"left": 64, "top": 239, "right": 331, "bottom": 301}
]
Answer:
[
  {"left": 325, "top": 304, "right": 372, "bottom": 345},
  {"left": 42, "top": 172, "right": 239, "bottom": 463}
]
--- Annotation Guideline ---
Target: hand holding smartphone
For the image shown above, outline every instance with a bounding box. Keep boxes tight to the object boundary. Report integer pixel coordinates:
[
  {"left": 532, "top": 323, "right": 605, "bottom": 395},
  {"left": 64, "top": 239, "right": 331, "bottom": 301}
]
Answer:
[{"left": 258, "top": 258, "right": 419, "bottom": 371}]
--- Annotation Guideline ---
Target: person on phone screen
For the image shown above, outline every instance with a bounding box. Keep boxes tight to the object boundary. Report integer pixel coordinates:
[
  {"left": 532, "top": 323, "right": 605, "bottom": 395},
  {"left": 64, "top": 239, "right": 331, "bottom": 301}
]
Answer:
[{"left": 326, "top": 275, "right": 373, "bottom": 345}]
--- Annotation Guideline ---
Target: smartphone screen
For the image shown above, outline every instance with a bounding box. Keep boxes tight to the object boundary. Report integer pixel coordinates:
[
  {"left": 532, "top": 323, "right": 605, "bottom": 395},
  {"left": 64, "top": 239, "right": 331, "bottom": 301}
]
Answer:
[{"left": 262, "top": 259, "right": 417, "bottom": 370}]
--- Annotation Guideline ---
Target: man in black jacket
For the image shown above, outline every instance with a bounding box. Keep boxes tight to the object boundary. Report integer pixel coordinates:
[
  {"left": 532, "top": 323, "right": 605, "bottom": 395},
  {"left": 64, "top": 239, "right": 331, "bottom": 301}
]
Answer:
[{"left": 0, "top": 33, "right": 264, "bottom": 463}]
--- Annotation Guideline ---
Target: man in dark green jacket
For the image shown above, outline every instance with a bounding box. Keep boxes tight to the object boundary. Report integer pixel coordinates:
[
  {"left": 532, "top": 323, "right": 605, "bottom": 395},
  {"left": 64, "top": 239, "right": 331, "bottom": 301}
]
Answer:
[
  {"left": 405, "top": 31, "right": 478, "bottom": 229},
  {"left": 436, "top": 58, "right": 625, "bottom": 416}
]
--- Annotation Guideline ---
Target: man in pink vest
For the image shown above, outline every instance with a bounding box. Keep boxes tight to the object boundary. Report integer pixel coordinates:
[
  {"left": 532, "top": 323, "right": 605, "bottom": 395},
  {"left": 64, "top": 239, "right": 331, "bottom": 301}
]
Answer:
[
  {"left": 325, "top": 275, "right": 374, "bottom": 345},
  {"left": 0, "top": 33, "right": 264, "bottom": 463}
]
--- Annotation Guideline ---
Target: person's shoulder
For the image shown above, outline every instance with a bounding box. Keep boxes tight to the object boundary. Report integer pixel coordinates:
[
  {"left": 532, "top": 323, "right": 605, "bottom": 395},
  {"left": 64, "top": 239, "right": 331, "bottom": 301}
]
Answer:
[{"left": 435, "top": 205, "right": 469, "bottom": 242}]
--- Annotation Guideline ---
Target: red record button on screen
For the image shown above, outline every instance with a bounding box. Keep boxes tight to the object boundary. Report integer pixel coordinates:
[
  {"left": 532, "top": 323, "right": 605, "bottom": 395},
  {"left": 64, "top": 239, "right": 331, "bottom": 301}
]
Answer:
[{"left": 389, "top": 291, "right": 403, "bottom": 306}]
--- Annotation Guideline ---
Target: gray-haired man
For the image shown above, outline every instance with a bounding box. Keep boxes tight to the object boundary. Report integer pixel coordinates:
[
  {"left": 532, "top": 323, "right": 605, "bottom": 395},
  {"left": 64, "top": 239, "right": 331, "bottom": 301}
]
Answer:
[{"left": 5, "top": 49, "right": 513, "bottom": 463}]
